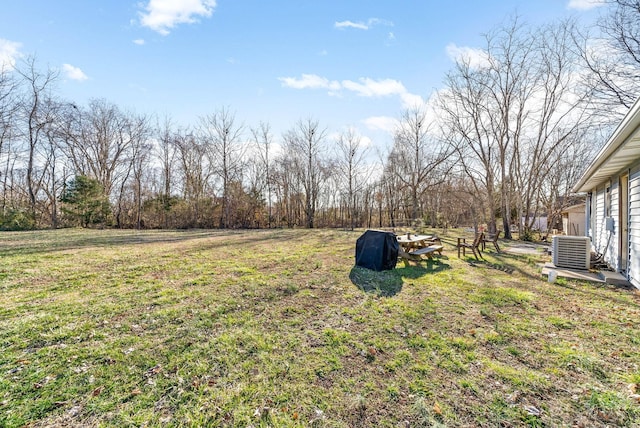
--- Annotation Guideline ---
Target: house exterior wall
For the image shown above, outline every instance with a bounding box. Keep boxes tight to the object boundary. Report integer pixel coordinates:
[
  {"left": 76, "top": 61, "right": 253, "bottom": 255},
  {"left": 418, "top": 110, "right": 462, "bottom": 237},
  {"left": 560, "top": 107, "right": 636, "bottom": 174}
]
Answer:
[
  {"left": 586, "top": 172, "right": 637, "bottom": 285},
  {"left": 590, "top": 184, "right": 618, "bottom": 269},
  {"left": 607, "top": 181, "right": 619, "bottom": 270},
  {"left": 562, "top": 211, "right": 585, "bottom": 235},
  {"left": 573, "top": 97, "right": 640, "bottom": 289},
  {"left": 628, "top": 167, "right": 640, "bottom": 287}
]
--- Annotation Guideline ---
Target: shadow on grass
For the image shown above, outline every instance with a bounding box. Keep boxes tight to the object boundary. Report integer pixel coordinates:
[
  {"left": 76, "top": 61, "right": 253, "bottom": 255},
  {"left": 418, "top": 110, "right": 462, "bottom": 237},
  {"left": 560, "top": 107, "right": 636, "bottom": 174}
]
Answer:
[
  {"left": 467, "top": 258, "right": 516, "bottom": 274},
  {"left": 349, "top": 258, "right": 451, "bottom": 297},
  {"left": 349, "top": 266, "right": 404, "bottom": 296},
  {"left": 0, "top": 228, "right": 304, "bottom": 258},
  {"left": 551, "top": 275, "right": 640, "bottom": 308},
  {"left": 461, "top": 249, "right": 544, "bottom": 281}
]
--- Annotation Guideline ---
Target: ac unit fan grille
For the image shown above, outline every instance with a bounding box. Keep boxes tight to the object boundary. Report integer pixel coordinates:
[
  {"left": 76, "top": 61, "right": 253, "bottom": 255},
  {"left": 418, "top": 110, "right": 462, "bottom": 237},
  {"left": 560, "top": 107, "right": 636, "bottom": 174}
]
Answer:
[{"left": 552, "top": 236, "right": 590, "bottom": 270}]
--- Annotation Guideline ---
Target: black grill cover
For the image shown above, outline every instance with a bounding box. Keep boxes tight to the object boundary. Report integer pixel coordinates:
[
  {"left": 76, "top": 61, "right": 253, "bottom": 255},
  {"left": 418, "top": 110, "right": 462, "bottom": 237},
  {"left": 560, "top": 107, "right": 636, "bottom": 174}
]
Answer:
[{"left": 355, "top": 230, "right": 399, "bottom": 271}]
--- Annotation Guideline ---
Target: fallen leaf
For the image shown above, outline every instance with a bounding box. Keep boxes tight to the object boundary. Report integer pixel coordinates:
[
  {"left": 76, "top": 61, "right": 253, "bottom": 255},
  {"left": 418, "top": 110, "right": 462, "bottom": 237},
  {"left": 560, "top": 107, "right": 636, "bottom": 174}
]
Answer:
[
  {"left": 68, "top": 405, "right": 82, "bottom": 417},
  {"left": 91, "top": 386, "right": 103, "bottom": 397},
  {"left": 145, "top": 364, "right": 162, "bottom": 377},
  {"left": 507, "top": 390, "right": 521, "bottom": 403},
  {"left": 524, "top": 405, "right": 541, "bottom": 416},
  {"left": 433, "top": 401, "right": 442, "bottom": 415},
  {"left": 131, "top": 388, "right": 142, "bottom": 396}
]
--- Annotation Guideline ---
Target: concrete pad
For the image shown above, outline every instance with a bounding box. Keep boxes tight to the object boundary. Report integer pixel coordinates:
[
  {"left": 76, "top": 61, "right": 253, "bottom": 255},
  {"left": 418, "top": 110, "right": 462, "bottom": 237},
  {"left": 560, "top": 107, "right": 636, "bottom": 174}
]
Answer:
[
  {"left": 541, "top": 262, "right": 632, "bottom": 287},
  {"left": 504, "top": 243, "right": 550, "bottom": 255},
  {"left": 598, "top": 270, "right": 632, "bottom": 287},
  {"left": 541, "top": 262, "right": 603, "bottom": 283}
]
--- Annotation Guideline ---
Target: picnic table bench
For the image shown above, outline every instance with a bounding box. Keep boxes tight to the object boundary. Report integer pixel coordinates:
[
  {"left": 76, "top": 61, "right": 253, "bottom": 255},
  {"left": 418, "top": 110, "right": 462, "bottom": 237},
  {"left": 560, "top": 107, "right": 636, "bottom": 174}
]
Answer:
[{"left": 398, "top": 245, "right": 444, "bottom": 261}]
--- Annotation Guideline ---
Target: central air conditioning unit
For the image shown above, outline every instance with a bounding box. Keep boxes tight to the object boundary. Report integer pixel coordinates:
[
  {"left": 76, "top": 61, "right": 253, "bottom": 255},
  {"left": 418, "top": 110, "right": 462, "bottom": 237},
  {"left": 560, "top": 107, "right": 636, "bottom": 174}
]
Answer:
[{"left": 552, "top": 236, "right": 591, "bottom": 270}]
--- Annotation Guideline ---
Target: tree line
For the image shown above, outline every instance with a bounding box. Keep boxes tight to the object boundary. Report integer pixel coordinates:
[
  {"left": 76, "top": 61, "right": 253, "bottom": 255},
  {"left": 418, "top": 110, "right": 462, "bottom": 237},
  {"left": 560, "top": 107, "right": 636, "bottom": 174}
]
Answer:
[{"left": 1, "top": 5, "right": 638, "bottom": 235}]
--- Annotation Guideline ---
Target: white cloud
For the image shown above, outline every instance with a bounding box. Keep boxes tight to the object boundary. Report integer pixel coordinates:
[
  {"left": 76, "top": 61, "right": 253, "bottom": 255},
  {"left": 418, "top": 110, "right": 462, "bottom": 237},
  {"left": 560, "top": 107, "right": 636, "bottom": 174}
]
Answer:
[
  {"left": 0, "top": 38, "right": 22, "bottom": 69},
  {"left": 62, "top": 64, "right": 88, "bottom": 81},
  {"left": 133, "top": 39, "right": 146, "bottom": 45},
  {"left": 342, "top": 77, "right": 405, "bottom": 97},
  {"left": 446, "top": 43, "right": 491, "bottom": 69},
  {"left": 279, "top": 74, "right": 404, "bottom": 97},
  {"left": 334, "top": 17, "right": 393, "bottom": 31},
  {"left": 329, "top": 129, "right": 375, "bottom": 148},
  {"left": 360, "top": 135, "right": 373, "bottom": 147},
  {"left": 400, "top": 93, "right": 426, "bottom": 110},
  {"left": 139, "top": 0, "right": 216, "bottom": 35},
  {"left": 363, "top": 116, "right": 399, "bottom": 133},
  {"left": 368, "top": 18, "right": 393, "bottom": 27},
  {"left": 335, "top": 20, "right": 368, "bottom": 30},
  {"left": 567, "top": 0, "right": 606, "bottom": 10},
  {"left": 278, "top": 74, "right": 341, "bottom": 91},
  {"left": 279, "top": 74, "right": 426, "bottom": 110}
]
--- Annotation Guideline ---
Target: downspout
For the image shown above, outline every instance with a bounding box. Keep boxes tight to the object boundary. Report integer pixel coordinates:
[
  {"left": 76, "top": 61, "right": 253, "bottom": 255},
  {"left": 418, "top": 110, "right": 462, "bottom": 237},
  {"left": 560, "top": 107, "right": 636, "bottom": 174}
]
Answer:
[{"left": 585, "top": 192, "right": 592, "bottom": 240}]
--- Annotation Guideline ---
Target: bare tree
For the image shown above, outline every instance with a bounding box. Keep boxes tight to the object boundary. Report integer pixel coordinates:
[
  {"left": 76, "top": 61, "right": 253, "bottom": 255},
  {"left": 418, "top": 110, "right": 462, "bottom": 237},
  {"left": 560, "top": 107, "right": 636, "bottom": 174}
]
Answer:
[
  {"left": 510, "top": 21, "right": 589, "bottom": 237},
  {"left": 39, "top": 101, "right": 77, "bottom": 228},
  {"left": 155, "top": 116, "right": 178, "bottom": 228},
  {"left": 174, "top": 130, "right": 213, "bottom": 227},
  {"left": 250, "top": 121, "right": 274, "bottom": 227},
  {"left": 283, "top": 118, "right": 327, "bottom": 228},
  {"left": 0, "top": 64, "right": 19, "bottom": 217},
  {"left": 15, "top": 56, "right": 59, "bottom": 221},
  {"left": 198, "top": 108, "right": 245, "bottom": 228},
  {"left": 271, "top": 155, "right": 302, "bottom": 227},
  {"left": 130, "top": 139, "right": 152, "bottom": 229},
  {"left": 62, "top": 100, "right": 128, "bottom": 196},
  {"left": 389, "top": 107, "right": 453, "bottom": 223},
  {"left": 439, "top": 53, "right": 504, "bottom": 234},
  {"left": 439, "top": 17, "right": 588, "bottom": 239},
  {"left": 578, "top": 0, "right": 640, "bottom": 118},
  {"left": 0, "top": 64, "right": 18, "bottom": 168},
  {"left": 334, "top": 127, "right": 371, "bottom": 230}
]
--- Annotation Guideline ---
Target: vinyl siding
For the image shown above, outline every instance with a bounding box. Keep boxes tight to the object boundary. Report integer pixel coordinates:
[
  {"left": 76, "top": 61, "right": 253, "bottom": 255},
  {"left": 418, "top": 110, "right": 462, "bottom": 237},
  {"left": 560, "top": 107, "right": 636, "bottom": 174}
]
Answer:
[{"left": 628, "top": 169, "right": 640, "bottom": 287}]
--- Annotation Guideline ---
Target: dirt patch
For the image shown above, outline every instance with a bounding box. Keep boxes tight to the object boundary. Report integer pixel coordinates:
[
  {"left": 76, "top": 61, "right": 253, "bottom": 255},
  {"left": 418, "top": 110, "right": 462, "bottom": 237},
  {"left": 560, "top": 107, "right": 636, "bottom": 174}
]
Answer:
[{"left": 503, "top": 242, "right": 550, "bottom": 255}]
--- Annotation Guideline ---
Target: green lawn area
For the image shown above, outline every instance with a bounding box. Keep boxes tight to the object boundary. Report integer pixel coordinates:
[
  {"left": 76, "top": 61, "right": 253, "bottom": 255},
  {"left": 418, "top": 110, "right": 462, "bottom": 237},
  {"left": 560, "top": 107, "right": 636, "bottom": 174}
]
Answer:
[{"left": 1, "top": 229, "right": 639, "bottom": 427}]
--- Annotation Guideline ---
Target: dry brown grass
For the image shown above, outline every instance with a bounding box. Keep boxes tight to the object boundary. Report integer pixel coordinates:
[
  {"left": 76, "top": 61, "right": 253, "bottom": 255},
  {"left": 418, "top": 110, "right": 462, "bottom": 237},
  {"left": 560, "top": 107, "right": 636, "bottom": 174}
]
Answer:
[{"left": 0, "top": 228, "right": 639, "bottom": 427}]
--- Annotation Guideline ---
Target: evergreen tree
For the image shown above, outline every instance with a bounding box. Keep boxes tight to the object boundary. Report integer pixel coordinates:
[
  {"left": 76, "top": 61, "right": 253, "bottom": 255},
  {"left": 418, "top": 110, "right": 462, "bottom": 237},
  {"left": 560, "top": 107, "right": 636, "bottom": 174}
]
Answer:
[{"left": 60, "top": 175, "right": 110, "bottom": 227}]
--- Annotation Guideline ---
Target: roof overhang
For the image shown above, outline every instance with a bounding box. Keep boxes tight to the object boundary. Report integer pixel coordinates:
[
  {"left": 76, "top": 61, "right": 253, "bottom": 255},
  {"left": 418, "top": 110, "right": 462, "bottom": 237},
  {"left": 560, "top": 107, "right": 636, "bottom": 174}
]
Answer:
[
  {"left": 561, "top": 203, "right": 585, "bottom": 214},
  {"left": 573, "top": 97, "right": 640, "bottom": 193}
]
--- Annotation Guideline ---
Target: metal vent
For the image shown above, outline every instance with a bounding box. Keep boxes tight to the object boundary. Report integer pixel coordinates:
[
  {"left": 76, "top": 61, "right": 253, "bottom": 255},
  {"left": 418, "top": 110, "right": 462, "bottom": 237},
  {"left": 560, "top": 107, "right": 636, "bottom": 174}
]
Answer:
[{"left": 552, "top": 236, "right": 591, "bottom": 270}]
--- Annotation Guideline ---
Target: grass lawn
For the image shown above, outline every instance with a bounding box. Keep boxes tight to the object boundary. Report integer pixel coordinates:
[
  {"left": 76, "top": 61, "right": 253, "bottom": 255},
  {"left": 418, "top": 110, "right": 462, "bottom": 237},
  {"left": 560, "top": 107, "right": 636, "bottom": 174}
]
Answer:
[{"left": 1, "top": 228, "right": 639, "bottom": 427}]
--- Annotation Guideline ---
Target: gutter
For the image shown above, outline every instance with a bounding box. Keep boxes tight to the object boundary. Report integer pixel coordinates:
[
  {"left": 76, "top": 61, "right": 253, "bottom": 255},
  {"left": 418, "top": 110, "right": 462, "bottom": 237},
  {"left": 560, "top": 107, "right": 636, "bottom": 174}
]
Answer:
[{"left": 572, "top": 97, "right": 640, "bottom": 193}]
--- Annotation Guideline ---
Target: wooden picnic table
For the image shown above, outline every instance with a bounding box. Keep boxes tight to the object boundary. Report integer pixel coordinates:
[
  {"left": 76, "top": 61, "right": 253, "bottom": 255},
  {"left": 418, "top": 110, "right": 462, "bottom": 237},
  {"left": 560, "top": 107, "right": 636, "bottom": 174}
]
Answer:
[
  {"left": 396, "top": 234, "right": 440, "bottom": 250},
  {"left": 396, "top": 234, "right": 443, "bottom": 262}
]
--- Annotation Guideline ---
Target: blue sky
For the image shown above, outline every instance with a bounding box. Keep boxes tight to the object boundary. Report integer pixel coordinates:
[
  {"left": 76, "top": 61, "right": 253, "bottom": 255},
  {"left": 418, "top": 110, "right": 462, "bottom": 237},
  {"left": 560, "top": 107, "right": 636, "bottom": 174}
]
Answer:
[{"left": 1, "top": 0, "right": 604, "bottom": 147}]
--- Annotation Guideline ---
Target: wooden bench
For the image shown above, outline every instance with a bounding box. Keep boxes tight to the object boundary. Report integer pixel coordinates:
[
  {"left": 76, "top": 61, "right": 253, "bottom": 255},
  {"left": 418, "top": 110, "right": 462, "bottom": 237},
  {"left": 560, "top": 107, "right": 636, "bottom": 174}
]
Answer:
[
  {"left": 398, "top": 245, "right": 443, "bottom": 263},
  {"left": 410, "top": 245, "right": 443, "bottom": 258}
]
